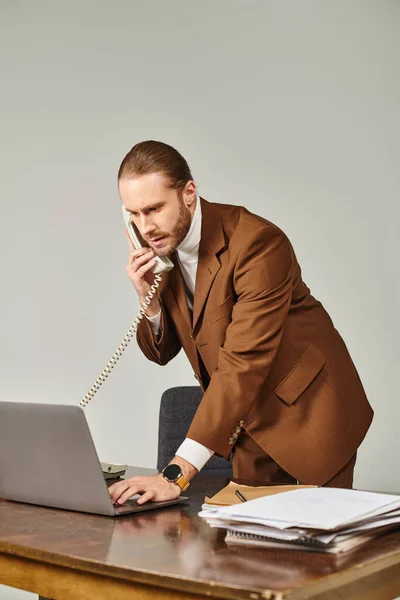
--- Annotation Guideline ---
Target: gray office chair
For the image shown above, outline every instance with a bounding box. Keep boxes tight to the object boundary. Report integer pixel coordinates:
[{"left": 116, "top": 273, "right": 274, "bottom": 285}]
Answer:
[{"left": 157, "top": 386, "right": 233, "bottom": 477}]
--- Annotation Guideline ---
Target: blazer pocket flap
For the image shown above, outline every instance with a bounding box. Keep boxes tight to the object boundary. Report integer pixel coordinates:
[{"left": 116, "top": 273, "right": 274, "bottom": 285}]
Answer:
[
  {"left": 208, "top": 295, "right": 233, "bottom": 324},
  {"left": 275, "top": 343, "right": 326, "bottom": 405}
]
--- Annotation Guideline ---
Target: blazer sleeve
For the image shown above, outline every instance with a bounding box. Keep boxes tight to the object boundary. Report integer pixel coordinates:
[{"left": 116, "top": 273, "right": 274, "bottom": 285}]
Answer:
[
  {"left": 187, "top": 226, "right": 294, "bottom": 459},
  {"left": 136, "top": 303, "right": 182, "bottom": 365}
]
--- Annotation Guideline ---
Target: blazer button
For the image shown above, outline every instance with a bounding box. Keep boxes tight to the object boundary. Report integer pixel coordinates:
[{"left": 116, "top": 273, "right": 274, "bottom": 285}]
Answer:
[
  {"left": 239, "top": 420, "right": 244, "bottom": 427},
  {"left": 228, "top": 438, "right": 234, "bottom": 445},
  {"left": 232, "top": 432, "right": 238, "bottom": 439},
  {"left": 235, "top": 426, "right": 241, "bottom": 434}
]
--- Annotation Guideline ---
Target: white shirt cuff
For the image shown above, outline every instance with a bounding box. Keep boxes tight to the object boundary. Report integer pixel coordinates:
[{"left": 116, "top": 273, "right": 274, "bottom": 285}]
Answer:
[
  {"left": 175, "top": 438, "right": 214, "bottom": 472},
  {"left": 144, "top": 310, "right": 161, "bottom": 335}
]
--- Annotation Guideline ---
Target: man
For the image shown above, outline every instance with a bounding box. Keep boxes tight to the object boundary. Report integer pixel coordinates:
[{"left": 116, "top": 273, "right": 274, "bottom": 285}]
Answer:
[{"left": 109, "top": 141, "right": 373, "bottom": 506}]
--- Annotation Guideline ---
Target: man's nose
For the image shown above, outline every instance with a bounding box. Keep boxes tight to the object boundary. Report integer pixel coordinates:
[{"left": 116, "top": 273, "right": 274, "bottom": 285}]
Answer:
[{"left": 140, "top": 216, "right": 157, "bottom": 237}]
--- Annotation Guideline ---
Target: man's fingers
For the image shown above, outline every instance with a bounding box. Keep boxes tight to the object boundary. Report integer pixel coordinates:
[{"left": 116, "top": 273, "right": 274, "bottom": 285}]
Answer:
[
  {"left": 118, "top": 487, "right": 142, "bottom": 505},
  {"left": 116, "top": 478, "right": 156, "bottom": 505},
  {"left": 137, "top": 259, "right": 156, "bottom": 276},
  {"left": 109, "top": 476, "right": 152, "bottom": 504},
  {"left": 109, "top": 475, "right": 180, "bottom": 506},
  {"left": 128, "top": 250, "right": 154, "bottom": 271},
  {"left": 137, "top": 490, "right": 154, "bottom": 505},
  {"left": 127, "top": 248, "right": 154, "bottom": 270},
  {"left": 108, "top": 477, "right": 142, "bottom": 501},
  {"left": 109, "top": 480, "right": 132, "bottom": 503}
]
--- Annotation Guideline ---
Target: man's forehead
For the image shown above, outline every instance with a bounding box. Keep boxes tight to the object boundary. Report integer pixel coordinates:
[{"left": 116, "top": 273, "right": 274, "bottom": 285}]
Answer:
[{"left": 119, "top": 177, "right": 176, "bottom": 211}]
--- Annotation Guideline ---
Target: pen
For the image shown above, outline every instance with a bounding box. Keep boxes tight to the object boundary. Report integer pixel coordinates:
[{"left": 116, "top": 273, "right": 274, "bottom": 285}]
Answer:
[{"left": 235, "top": 489, "right": 247, "bottom": 503}]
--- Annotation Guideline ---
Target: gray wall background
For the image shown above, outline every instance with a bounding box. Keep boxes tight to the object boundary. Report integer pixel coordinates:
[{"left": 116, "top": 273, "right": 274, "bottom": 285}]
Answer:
[{"left": 0, "top": 1, "right": 399, "bottom": 597}]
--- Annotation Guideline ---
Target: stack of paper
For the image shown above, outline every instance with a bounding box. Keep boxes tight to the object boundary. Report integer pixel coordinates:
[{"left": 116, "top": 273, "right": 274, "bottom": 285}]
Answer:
[{"left": 199, "top": 487, "right": 400, "bottom": 553}]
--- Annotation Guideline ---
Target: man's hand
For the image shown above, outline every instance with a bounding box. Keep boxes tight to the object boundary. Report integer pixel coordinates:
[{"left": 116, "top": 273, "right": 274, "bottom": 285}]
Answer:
[
  {"left": 109, "top": 473, "right": 181, "bottom": 505},
  {"left": 125, "top": 230, "right": 161, "bottom": 317},
  {"left": 109, "top": 456, "right": 198, "bottom": 505}
]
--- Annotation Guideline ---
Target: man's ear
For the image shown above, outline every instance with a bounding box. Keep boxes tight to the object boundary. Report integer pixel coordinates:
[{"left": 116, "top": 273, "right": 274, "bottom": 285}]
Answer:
[{"left": 183, "top": 180, "right": 197, "bottom": 208}]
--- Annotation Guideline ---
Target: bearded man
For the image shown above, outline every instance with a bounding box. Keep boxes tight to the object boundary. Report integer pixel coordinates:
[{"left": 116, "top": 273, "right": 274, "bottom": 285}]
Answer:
[{"left": 109, "top": 141, "right": 373, "bottom": 507}]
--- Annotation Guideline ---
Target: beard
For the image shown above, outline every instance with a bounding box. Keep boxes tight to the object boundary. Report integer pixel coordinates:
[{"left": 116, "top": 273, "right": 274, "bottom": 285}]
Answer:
[{"left": 150, "top": 195, "right": 192, "bottom": 257}]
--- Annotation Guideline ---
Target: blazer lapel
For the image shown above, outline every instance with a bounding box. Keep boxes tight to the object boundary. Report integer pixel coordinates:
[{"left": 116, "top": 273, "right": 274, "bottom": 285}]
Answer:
[{"left": 192, "top": 198, "right": 226, "bottom": 331}]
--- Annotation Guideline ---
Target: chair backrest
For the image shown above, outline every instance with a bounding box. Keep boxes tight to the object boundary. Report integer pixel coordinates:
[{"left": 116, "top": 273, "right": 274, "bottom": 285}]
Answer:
[{"left": 157, "top": 386, "right": 233, "bottom": 477}]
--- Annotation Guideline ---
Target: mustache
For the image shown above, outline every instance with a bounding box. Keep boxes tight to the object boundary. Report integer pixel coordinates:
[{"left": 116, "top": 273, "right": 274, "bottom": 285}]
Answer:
[{"left": 145, "top": 232, "right": 169, "bottom": 241}]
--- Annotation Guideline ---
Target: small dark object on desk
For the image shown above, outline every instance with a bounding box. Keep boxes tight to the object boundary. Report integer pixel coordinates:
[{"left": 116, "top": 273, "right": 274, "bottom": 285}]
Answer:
[{"left": 235, "top": 490, "right": 247, "bottom": 503}]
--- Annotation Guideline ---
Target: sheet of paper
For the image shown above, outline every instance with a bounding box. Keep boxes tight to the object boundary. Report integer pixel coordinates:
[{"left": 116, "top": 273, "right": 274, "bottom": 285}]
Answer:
[
  {"left": 333, "top": 512, "right": 400, "bottom": 535},
  {"left": 212, "top": 487, "right": 400, "bottom": 530},
  {"left": 200, "top": 508, "right": 400, "bottom": 545}
]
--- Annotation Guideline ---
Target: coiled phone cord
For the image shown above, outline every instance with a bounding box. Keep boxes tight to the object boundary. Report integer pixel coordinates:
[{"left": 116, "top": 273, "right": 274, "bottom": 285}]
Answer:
[{"left": 79, "top": 274, "right": 162, "bottom": 408}]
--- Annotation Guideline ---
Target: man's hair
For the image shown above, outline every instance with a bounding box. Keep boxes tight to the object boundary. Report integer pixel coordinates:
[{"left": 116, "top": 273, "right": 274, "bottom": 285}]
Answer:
[{"left": 118, "top": 141, "right": 193, "bottom": 190}]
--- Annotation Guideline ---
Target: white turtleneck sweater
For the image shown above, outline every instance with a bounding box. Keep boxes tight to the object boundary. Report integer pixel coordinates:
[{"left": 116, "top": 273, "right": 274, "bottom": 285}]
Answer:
[{"left": 145, "top": 198, "right": 214, "bottom": 471}]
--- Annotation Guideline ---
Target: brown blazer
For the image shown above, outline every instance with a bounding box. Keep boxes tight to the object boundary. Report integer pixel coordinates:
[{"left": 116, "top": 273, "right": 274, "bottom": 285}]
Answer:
[{"left": 137, "top": 198, "right": 373, "bottom": 485}]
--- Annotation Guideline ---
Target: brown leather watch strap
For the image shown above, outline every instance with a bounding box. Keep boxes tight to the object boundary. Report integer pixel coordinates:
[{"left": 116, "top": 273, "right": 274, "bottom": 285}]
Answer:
[{"left": 175, "top": 473, "right": 190, "bottom": 491}]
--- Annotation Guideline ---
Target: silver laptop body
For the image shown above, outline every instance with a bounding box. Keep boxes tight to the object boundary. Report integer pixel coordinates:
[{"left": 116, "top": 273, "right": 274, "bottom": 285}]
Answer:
[{"left": 0, "top": 402, "right": 187, "bottom": 516}]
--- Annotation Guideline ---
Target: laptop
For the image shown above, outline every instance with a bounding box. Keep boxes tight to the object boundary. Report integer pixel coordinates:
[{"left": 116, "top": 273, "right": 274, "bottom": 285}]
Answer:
[{"left": 0, "top": 402, "right": 188, "bottom": 516}]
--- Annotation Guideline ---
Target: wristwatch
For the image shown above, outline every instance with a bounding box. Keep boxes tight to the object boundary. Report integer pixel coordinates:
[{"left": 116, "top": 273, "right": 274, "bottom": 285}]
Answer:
[{"left": 162, "top": 464, "right": 190, "bottom": 491}]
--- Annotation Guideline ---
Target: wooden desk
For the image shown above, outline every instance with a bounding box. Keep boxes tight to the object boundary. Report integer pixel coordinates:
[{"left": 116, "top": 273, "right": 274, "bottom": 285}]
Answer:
[{"left": 0, "top": 467, "right": 399, "bottom": 600}]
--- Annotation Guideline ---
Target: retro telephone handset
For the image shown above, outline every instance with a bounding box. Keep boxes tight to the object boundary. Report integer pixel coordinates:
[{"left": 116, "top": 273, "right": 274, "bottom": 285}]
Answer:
[{"left": 79, "top": 207, "right": 173, "bottom": 410}]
